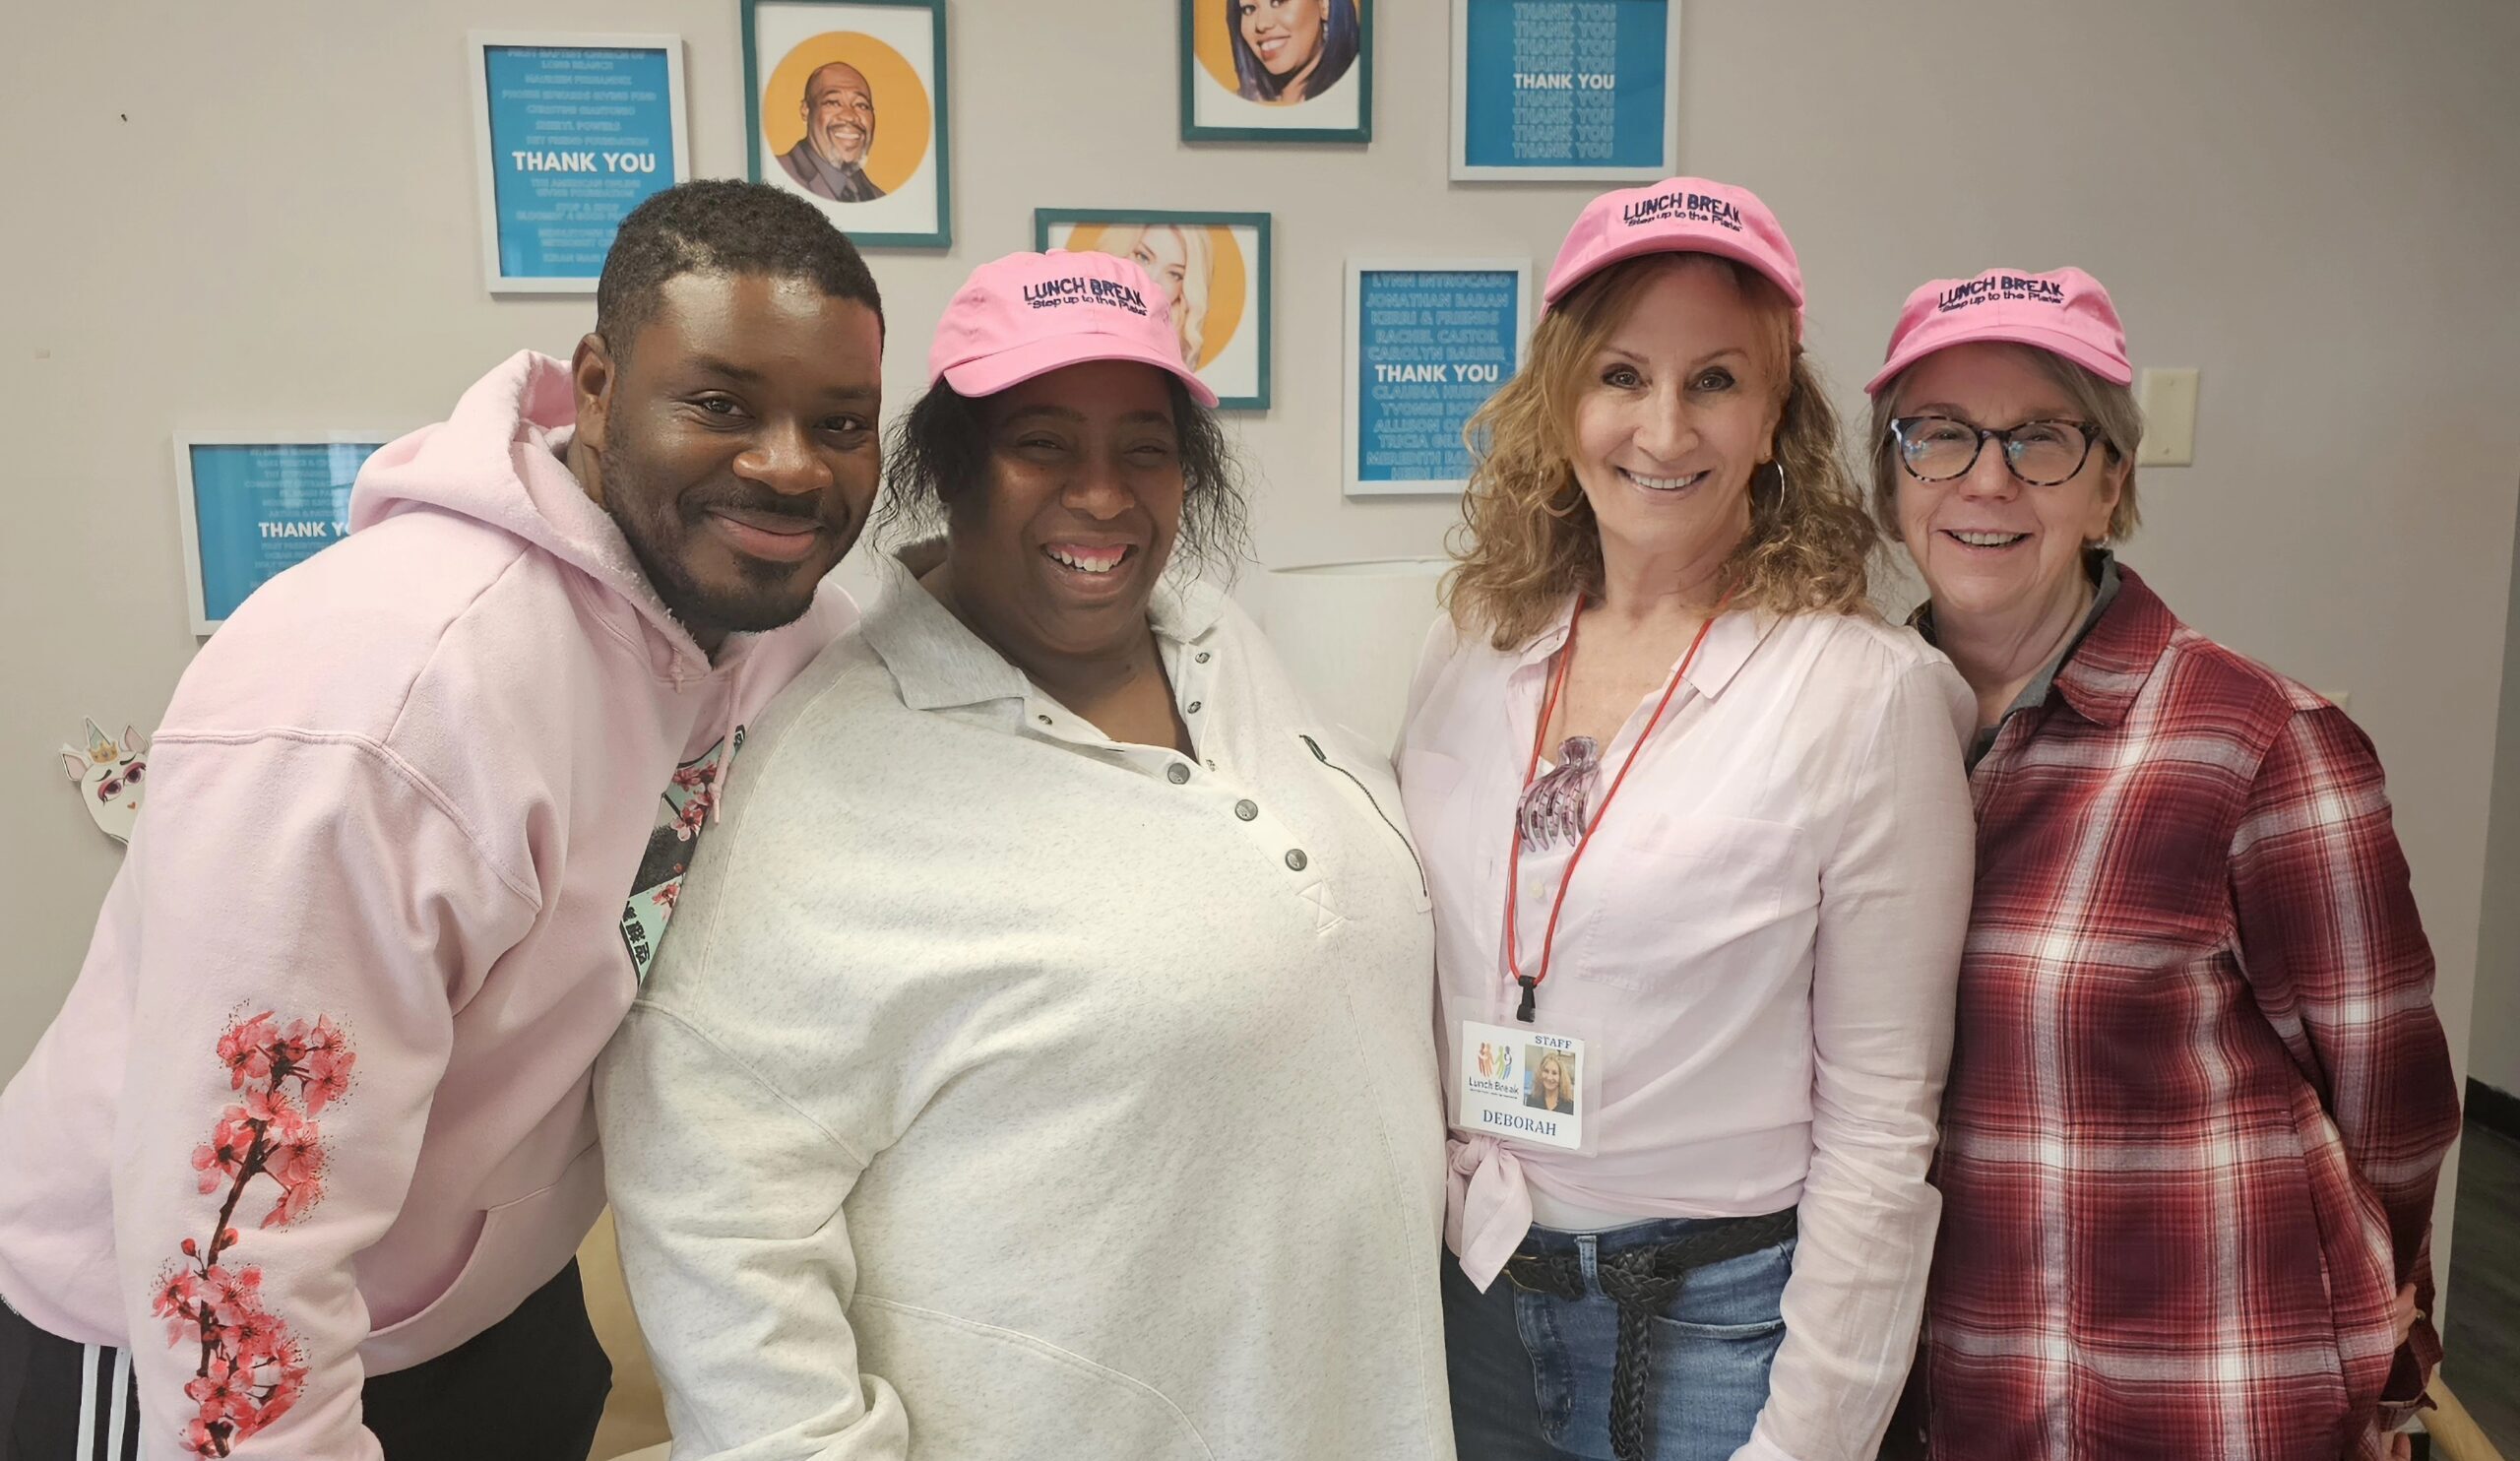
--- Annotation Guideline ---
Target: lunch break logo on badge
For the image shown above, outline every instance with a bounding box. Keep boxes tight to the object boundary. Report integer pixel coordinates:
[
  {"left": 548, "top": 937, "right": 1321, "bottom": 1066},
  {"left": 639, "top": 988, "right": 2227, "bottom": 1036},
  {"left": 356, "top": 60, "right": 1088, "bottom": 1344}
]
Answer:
[
  {"left": 1621, "top": 190, "right": 1743, "bottom": 232},
  {"left": 1020, "top": 276, "right": 1150, "bottom": 315},
  {"left": 1938, "top": 275, "right": 2067, "bottom": 311}
]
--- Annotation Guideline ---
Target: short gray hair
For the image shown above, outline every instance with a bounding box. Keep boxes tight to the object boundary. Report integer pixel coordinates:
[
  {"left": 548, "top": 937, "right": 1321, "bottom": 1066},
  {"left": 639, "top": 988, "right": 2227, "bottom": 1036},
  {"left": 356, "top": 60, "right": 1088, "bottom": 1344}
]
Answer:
[{"left": 1865, "top": 345, "right": 2144, "bottom": 542}]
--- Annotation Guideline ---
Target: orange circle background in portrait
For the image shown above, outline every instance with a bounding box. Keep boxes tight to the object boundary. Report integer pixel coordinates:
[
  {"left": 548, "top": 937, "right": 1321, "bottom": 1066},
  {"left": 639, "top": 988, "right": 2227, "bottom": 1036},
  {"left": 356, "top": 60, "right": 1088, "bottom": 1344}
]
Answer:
[
  {"left": 762, "top": 32, "right": 930, "bottom": 196},
  {"left": 1196, "top": 2, "right": 1355, "bottom": 101},
  {"left": 1194, "top": 4, "right": 1242, "bottom": 93},
  {"left": 1068, "top": 223, "right": 1247, "bottom": 372}
]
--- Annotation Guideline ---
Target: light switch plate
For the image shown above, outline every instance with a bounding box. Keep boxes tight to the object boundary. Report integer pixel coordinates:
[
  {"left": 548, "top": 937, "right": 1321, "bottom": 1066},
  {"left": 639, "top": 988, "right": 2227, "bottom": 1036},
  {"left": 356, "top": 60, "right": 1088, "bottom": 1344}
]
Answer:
[{"left": 2138, "top": 367, "right": 2199, "bottom": 467}]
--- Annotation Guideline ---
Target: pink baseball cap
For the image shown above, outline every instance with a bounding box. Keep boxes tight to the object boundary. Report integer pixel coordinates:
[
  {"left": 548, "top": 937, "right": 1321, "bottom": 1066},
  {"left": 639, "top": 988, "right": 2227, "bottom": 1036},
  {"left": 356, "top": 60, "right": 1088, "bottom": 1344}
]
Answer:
[
  {"left": 928, "top": 249, "right": 1219, "bottom": 408},
  {"left": 1542, "top": 176, "right": 1804, "bottom": 333},
  {"left": 1865, "top": 267, "right": 2131, "bottom": 396}
]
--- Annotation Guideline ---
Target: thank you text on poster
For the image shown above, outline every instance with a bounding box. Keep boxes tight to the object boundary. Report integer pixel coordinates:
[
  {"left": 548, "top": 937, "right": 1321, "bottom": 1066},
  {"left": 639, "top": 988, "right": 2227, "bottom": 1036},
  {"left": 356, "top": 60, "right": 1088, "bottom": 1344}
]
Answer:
[
  {"left": 1462, "top": 0, "right": 1669, "bottom": 171},
  {"left": 186, "top": 443, "right": 383, "bottom": 624},
  {"left": 483, "top": 44, "right": 678, "bottom": 279},
  {"left": 1354, "top": 270, "right": 1520, "bottom": 487}
]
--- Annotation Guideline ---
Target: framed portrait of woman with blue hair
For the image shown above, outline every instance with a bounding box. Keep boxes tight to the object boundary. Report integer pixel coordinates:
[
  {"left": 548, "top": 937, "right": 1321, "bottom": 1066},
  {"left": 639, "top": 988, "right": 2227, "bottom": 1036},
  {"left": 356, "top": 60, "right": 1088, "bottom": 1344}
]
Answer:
[{"left": 1178, "top": 0, "right": 1372, "bottom": 143}]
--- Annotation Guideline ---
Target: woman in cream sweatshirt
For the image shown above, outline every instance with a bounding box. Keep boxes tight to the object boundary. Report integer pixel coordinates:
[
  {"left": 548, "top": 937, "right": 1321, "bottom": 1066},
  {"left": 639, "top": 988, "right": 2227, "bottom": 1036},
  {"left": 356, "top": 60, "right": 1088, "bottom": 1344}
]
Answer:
[{"left": 595, "top": 250, "right": 1454, "bottom": 1461}]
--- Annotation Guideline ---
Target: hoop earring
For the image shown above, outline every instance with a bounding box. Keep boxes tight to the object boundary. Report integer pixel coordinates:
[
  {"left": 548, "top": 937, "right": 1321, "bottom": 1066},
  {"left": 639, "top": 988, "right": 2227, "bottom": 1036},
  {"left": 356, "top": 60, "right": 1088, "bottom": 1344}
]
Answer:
[
  {"left": 1758, "top": 459, "right": 1789, "bottom": 502},
  {"left": 1543, "top": 478, "right": 1586, "bottom": 519}
]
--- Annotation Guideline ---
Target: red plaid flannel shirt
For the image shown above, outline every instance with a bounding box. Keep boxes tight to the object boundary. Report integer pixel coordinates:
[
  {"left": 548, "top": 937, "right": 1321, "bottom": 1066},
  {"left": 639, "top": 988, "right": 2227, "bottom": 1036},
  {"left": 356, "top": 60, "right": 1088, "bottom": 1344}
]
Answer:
[{"left": 1922, "top": 566, "right": 2461, "bottom": 1461}]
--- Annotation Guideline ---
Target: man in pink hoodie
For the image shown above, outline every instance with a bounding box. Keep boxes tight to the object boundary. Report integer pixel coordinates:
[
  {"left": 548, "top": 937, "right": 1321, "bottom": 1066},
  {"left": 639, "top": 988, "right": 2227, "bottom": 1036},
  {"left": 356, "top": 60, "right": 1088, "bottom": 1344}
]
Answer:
[{"left": 0, "top": 179, "right": 883, "bottom": 1461}]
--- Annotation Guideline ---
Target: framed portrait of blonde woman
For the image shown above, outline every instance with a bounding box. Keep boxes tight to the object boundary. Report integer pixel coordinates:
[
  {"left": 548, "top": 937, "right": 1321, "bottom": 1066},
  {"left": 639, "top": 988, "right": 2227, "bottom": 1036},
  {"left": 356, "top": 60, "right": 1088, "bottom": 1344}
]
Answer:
[
  {"left": 1035, "top": 209, "right": 1274, "bottom": 411},
  {"left": 742, "top": 0, "right": 951, "bottom": 248},
  {"left": 1178, "top": 0, "right": 1372, "bottom": 143}
]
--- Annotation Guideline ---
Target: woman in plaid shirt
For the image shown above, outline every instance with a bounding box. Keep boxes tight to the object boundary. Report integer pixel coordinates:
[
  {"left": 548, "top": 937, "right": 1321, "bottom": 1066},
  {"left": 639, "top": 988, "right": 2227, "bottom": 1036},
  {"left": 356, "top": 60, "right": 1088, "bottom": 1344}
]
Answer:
[{"left": 1862, "top": 266, "right": 2462, "bottom": 1460}]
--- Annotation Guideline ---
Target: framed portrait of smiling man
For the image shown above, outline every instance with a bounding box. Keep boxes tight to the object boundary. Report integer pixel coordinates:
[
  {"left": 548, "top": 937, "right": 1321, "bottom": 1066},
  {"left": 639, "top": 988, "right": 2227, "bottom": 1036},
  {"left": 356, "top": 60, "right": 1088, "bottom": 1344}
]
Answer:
[
  {"left": 742, "top": 0, "right": 951, "bottom": 248},
  {"left": 1179, "top": 0, "right": 1373, "bottom": 143},
  {"left": 1035, "top": 209, "right": 1274, "bottom": 411}
]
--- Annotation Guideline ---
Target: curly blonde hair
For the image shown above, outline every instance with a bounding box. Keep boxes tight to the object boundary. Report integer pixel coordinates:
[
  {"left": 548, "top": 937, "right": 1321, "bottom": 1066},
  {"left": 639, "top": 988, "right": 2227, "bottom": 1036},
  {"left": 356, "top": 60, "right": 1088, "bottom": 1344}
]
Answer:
[{"left": 1446, "top": 253, "right": 1877, "bottom": 650}]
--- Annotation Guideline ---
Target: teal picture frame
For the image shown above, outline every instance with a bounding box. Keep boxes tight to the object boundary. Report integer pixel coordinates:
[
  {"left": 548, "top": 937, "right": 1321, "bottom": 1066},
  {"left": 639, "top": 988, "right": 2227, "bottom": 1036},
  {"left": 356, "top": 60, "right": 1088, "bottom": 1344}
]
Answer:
[
  {"left": 1178, "top": 0, "right": 1373, "bottom": 145},
  {"left": 741, "top": 0, "right": 952, "bottom": 249},
  {"left": 1036, "top": 209, "right": 1275, "bottom": 412}
]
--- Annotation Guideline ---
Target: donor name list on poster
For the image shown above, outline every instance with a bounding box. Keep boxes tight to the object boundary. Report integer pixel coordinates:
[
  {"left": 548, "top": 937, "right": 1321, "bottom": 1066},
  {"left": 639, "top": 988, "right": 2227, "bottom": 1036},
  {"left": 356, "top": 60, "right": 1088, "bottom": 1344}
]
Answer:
[
  {"left": 184, "top": 442, "right": 383, "bottom": 625},
  {"left": 482, "top": 44, "right": 678, "bottom": 278},
  {"left": 1355, "top": 270, "right": 1519, "bottom": 487},
  {"left": 1462, "top": 0, "right": 1669, "bottom": 171}
]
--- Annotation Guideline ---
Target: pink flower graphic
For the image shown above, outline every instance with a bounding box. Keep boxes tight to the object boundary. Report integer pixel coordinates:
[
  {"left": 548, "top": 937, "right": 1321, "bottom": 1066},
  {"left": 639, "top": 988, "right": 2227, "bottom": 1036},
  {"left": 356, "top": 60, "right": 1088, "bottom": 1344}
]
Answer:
[
  {"left": 160, "top": 1009, "right": 356, "bottom": 1456},
  {"left": 671, "top": 794, "right": 711, "bottom": 840}
]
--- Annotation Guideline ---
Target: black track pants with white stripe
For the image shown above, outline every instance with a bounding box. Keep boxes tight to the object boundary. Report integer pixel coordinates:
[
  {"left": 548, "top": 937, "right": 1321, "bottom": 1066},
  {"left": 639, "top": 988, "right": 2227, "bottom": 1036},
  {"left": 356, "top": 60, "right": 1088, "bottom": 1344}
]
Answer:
[{"left": 1, "top": 1260, "right": 608, "bottom": 1460}]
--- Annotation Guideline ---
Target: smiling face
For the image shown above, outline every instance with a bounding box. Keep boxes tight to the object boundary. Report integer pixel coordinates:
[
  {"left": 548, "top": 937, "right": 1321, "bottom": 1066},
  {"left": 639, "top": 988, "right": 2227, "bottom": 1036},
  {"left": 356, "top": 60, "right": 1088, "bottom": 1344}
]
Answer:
[
  {"left": 802, "top": 62, "right": 876, "bottom": 167},
  {"left": 1537, "top": 1055, "right": 1565, "bottom": 1101},
  {"left": 1567, "top": 258, "right": 1787, "bottom": 586},
  {"left": 1890, "top": 342, "right": 2123, "bottom": 631},
  {"left": 574, "top": 271, "right": 885, "bottom": 650},
  {"left": 941, "top": 360, "right": 1186, "bottom": 667},
  {"left": 1239, "top": 0, "right": 1326, "bottom": 78}
]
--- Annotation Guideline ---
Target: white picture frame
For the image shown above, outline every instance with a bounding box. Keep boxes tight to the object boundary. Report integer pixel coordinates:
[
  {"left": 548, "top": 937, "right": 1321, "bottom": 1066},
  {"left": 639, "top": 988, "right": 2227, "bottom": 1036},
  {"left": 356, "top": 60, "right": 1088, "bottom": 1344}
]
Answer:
[
  {"left": 466, "top": 32, "right": 692, "bottom": 294},
  {"left": 173, "top": 432, "right": 396, "bottom": 635},
  {"left": 1343, "top": 257, "right": 1534, "bottom": 499},
  {"left": 743, "top": 0, "right": 953, "bottom": 249},
  {"left": 1450, "top": 0, "right": 1680, "bottom": 183}
]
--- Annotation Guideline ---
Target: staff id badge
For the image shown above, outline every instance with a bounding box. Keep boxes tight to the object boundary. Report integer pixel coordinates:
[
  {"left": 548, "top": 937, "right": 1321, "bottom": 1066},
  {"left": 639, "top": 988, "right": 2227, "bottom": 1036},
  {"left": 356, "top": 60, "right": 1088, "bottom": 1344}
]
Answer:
[{"left": 1454, "top": 1020, "right": 1597, "bottom": 1153}]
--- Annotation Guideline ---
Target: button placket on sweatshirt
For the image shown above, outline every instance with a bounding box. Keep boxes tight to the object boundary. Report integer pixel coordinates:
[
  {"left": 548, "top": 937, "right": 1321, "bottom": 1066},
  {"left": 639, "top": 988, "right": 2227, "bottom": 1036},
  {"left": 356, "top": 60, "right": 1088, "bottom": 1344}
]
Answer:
[{"left": 1015, "top": 644, "right": 1329, "bottom": 904}]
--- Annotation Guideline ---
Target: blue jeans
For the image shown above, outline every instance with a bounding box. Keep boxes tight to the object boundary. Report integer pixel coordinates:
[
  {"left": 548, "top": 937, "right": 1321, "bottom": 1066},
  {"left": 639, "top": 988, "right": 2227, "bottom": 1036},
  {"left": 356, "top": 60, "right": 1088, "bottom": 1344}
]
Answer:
[{"left": 1443, "top": 1216, "right": 1795, "bottom": 1461}]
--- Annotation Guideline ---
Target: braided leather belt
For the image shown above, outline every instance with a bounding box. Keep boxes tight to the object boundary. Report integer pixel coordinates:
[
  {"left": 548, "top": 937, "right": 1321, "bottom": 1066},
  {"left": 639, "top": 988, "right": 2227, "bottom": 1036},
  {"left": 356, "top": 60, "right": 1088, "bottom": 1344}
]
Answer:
[{"left": 1501, "top": 1209, "right": 1798, "bottom": 1461}]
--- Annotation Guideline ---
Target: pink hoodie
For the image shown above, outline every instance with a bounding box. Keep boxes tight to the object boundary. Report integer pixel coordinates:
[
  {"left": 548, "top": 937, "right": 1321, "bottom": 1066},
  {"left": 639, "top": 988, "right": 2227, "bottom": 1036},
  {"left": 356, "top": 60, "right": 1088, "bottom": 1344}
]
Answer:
[{"left": 0, "top": 350, "right": 850, "bottom": 1458}]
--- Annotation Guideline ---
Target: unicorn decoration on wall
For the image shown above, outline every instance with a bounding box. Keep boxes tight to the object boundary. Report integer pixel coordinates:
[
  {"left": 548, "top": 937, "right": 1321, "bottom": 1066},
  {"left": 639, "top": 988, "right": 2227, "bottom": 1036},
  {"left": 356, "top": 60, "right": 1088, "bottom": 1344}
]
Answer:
[{"left": 60, "top": 719, "right": 150, "bottom": 845}]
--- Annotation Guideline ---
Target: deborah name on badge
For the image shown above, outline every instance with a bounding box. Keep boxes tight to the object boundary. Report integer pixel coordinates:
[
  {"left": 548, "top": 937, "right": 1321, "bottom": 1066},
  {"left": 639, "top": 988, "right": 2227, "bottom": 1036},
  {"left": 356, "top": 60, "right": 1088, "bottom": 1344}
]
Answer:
[{"left": 1455, "top": 1020, "right": 1589, "bottom": 1152}]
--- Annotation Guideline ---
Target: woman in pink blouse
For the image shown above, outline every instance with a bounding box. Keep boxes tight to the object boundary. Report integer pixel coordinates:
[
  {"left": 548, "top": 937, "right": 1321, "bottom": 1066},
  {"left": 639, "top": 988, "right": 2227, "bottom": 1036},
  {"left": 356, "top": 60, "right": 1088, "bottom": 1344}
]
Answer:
[
  {"left": 1861, "top": 266, "right": 2460, "bottom": 1461},
  {"left": 1399, "top": 176, "right": 1977, "bottom": 1461}
]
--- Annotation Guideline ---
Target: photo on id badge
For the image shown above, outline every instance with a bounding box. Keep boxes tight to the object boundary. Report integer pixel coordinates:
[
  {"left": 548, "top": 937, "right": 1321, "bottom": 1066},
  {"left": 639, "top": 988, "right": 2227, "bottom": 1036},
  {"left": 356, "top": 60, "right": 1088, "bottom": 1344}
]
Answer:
[{"left": 1457, "top": 1019, "right": 1588, "bottom": 1151}]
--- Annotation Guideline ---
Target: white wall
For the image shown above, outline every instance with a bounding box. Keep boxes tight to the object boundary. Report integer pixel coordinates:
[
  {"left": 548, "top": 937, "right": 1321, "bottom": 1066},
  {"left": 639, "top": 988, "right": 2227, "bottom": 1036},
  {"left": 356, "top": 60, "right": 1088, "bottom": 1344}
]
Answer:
[
  {"left": 2472, "top": 501, "right": 2520, "bottom": 1098},
  {"left": 5, "top": 0, "right": 2515, "bottom": 1259}
]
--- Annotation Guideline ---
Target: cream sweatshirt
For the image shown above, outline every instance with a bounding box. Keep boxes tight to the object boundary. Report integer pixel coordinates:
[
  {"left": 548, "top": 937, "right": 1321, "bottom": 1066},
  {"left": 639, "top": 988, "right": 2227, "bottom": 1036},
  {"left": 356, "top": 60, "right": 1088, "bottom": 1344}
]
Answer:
[{"left": 595, "top": 552, "right": 1456, "bottom": 1461}]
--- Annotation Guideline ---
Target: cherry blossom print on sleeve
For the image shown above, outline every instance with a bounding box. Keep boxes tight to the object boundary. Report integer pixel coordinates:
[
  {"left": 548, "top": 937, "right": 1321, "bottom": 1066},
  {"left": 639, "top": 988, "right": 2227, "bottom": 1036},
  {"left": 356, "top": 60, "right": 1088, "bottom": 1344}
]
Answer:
[{"left": 154, "top": 1010, "right": 358, "bottom": 1458}]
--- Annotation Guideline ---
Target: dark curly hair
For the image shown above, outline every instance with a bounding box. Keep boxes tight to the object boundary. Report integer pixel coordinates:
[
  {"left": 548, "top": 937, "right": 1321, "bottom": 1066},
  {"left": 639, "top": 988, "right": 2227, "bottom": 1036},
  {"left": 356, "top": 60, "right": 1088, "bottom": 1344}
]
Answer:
[
  {"left": 875, "top": 376, "right": 1251, "bottom": 579},
  {"left": 595, "top": 179, "right": 883, "bottom": 359}
]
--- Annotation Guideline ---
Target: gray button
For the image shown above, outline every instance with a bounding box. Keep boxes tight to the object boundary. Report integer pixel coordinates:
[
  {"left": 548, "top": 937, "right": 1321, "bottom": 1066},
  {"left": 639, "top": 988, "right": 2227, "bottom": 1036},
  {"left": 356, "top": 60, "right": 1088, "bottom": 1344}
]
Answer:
[
  {"left": 1234, "top": 799, "right": 1258, "bottom": 821},
  {"left": 1166, "top": 763, "right": 1191, "bottom": 785},
  {"left": 1186, "top": 701, "right": 1203, "bottom": 714},
  {"left": 1285, "top": 849, "right": 1309, "bottom": 871},
  {"left": 1196, "top": 651, "right": 1212, "bottom": 664}
]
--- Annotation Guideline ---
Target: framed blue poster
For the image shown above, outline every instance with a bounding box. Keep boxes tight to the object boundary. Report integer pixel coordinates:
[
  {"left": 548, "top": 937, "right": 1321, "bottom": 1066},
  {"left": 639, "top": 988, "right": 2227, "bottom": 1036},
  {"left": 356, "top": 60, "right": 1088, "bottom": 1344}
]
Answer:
[
  {"left": 1035, "top": 210, "right": 1274, "bottom": 412},
  {"left": 1451, "top": 0, "right": 1678, "bottom": 181},
  {"left": 466, "top": 32, "right": 691, "bottom": 293},
  {"left": 743, "top": 0, "right": 953, "bottom": 250},
  {"left": 1344, "top": 259, "right": 1532, "bottom": 497},
  {"left": 173, "top": 434, "right": 392, "bottom": 634}
]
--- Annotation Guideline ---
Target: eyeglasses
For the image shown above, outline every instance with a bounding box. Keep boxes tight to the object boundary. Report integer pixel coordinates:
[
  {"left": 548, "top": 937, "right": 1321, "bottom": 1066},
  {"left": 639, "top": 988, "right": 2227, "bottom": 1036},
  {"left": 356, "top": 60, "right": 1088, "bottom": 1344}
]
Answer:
[{"left": 1889, "top": 414, "right": 2106, "bottom": 487}]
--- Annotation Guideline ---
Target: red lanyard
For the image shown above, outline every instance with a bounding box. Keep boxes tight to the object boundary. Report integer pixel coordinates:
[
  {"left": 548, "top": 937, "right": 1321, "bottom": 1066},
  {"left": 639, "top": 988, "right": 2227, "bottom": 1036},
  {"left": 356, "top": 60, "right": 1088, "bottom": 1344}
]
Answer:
[{"left": 1503, "top": 593, "right": 1730, "bottom": 1022}]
